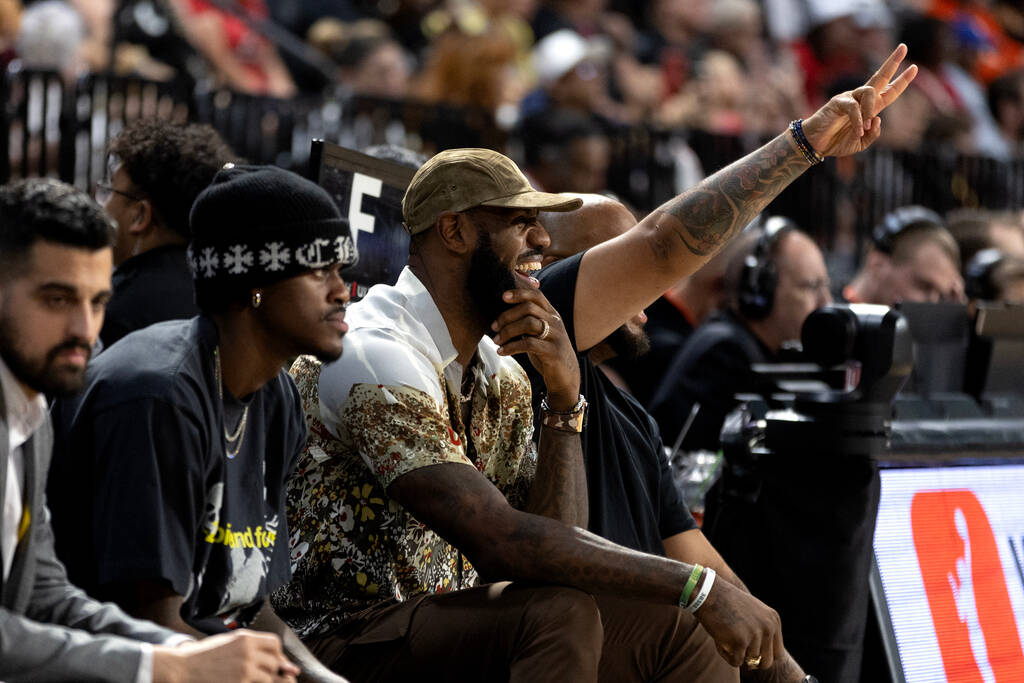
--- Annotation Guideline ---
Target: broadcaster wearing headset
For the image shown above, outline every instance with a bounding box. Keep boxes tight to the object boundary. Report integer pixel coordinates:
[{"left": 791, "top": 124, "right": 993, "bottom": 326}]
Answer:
[
  {"left": 650, "top": 217, "right": 832, "bottom": 451},
  {"left": 843, "top": 205, "right": 964, "bottom": 305}
]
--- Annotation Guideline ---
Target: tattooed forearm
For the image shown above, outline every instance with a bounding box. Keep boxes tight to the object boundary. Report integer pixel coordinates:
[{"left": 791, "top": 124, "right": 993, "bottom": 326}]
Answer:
[
  {"left": 525, "top": 427, "right": 587, "bottom": 527},
  {"left": 500, "top": 514, "right": 687, "bottom": 603},
  {"left": 657, "top": 133, "right": 810, "bottom": 257}
]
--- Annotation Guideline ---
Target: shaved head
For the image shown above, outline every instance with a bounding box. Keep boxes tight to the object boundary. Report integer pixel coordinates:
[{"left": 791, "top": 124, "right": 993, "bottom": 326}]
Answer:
[
  {"left": 540, "top": 194, "right": 637, "bottom": 266},
  {"left": 539, "top": 194, "right": 648, "bottom": 363}
]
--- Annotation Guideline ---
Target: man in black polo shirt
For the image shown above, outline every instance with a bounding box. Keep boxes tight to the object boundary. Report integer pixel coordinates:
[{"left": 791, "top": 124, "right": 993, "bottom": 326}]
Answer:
[
  {"left": 533, "top": 195, "right": 697, "bottom": 553},
  {"left": 97, "top": 119, "right": 235, "bottom": 347},
  {"left": 532, "top": 195, "right": 808, "bottom": 682}
]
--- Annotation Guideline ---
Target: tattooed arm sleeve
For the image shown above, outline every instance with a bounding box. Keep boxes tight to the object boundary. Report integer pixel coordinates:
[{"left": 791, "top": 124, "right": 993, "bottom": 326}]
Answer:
[
  {"left": 570, "top": 132, "right": 809, "bottom": 351},
  {"left": 569, "top": 44, "right": 917, "bottom": 351}
]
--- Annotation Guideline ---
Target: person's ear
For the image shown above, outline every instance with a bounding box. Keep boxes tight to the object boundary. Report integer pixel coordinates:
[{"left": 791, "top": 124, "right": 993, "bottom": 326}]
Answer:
[
  {"left": 436, "top": 212, "right": 474, "bottom": 255},
  {"left": 126, "top": 199, "right": 154, "bottom": 236}
]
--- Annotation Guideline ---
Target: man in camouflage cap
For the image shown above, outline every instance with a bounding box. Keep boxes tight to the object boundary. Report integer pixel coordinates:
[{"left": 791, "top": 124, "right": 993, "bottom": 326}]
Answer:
[{"left": 277, "top": 148, "right": 752, "bottom": 681}]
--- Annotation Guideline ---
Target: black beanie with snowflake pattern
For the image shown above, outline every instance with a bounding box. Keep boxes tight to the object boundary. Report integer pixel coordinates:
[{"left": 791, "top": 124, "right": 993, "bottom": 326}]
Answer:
[{"left": 188, "top": 163, "right": 357, "bottom": 298}]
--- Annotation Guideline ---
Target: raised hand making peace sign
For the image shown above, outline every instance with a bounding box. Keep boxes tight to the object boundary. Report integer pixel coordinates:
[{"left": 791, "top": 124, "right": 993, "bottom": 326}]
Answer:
[{"left": 802, "top": 43, "right": 918, "bottom": 158}]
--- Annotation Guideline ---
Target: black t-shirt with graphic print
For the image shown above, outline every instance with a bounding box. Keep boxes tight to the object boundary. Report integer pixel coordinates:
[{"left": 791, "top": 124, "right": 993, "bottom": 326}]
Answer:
[
  {"left": 49, "top": 316, "right": 306, "bottom": 632},
  {"left": 520, "top": 252, "right": 698, "bottom": 556}
]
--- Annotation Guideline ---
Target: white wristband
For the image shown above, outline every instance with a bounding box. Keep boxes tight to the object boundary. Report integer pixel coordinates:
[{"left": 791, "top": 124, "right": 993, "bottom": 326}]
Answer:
[{"left": 687, "top": 567, "right": 716, "bottom": 613}]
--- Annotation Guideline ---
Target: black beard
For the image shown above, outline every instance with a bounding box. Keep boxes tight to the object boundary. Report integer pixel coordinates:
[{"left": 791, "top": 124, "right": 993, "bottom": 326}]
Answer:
[
  {"left": 467, "top": 230, "right": 517, "bottom": 330},
  {"left": 606, "top": 323, "right": 650, "bottom": 361},
  {"left": 0, "top": 312, "right": 92, "bottom": 397},
  {"left": 312, "top": 347, "right": 344, "bottom": 364}
]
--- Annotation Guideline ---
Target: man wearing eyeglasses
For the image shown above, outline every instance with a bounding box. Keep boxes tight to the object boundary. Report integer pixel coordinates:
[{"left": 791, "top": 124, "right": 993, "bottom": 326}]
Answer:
[
  {"left": 650, "top": 218, "right": 832, "bottom": 452},
  {"left": 95, "top": 119, "right": 235, "bottom": 348}
]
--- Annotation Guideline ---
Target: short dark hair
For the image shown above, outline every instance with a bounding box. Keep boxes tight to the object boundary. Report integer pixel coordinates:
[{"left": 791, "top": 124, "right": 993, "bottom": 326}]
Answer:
[
  {"left": 0, "top": 178, "right": 114, "bottom": 278},
  {"left": 108, "top": 119, "right": 236, "bottom": 239}
]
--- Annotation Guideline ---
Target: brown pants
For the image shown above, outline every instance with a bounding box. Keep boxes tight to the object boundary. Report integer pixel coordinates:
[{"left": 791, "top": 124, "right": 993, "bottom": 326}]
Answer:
[{"left": 307, "top": 582, "right": 738, "bottom": 682}]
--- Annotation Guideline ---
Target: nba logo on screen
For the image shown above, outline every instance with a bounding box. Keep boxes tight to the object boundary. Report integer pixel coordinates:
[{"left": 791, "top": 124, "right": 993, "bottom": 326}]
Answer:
[{"left": 911, "top": 490, "right": 1024, "bottom": 681}]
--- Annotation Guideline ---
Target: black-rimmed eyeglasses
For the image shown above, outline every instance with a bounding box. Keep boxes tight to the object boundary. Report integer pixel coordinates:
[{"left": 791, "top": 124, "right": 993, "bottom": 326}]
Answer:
[{"left": 94, "top": 182, "right": 142, "bottom": 205}]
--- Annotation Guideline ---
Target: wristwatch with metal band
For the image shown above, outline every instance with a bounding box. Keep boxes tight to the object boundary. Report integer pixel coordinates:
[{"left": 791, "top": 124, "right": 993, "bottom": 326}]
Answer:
[{"left": 540, "top": 394, "right": 588, "bottom": 433}]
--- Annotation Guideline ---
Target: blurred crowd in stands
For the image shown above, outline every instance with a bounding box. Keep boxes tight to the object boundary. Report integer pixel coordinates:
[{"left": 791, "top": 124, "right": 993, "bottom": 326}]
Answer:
[{"left": 4, "top": 0, "right": 1024, "bottom": 157}]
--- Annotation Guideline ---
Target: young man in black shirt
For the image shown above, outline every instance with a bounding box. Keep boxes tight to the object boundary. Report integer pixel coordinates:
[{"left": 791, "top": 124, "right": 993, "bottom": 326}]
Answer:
[
  {"left": 97, "top": 119, "right": 235, "bottom": 348},
  {"left": 49, "top": 165, "right": 354, "bottom": 682}
]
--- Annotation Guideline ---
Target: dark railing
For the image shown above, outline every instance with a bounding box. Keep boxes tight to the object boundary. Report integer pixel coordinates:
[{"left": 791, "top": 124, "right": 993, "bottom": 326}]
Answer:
[
  {"left": 3, "top": 67, "right": 69, "bottom": 183},
  {"left": 4, "top": 64, "right": 1024, "bottom": 256},
  {"left": 0, "top": 66, "right": 509, "bottom": 186},
  {"left": 1, "top": 65, "right": 193, "bottom": 190}
]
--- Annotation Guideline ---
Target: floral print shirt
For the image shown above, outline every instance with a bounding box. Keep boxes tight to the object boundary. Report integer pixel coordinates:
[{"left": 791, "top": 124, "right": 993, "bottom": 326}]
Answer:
[{"left": 272, "top": 268, "right": 537, "bottom": 638}]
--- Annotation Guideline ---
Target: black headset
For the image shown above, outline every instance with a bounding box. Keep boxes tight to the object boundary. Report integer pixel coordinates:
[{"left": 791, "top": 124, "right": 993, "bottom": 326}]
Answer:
[
  {"left": 737, "top": 216, "right": 799, "bottom": 320},
  {"left": 964, "top": 248, "right": 1006, "bottom": 301},
  {"left": 872, "top": 205, "right": 944, "bottom": 254}
]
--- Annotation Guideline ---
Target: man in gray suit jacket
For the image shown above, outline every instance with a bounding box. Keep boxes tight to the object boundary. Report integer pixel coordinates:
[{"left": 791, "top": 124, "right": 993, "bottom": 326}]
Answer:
[{"left": 0, "top": 178, "right": 299, "bottom": 682}]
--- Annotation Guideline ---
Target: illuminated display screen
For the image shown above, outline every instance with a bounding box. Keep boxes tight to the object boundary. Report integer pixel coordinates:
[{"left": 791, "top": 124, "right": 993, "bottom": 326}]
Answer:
[{"left": 874, "top": 465, "right": 1024, "bottom": 681}]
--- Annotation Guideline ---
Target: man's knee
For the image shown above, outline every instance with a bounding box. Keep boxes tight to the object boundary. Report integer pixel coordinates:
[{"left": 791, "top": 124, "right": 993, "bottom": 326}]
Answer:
[
  {"left": 594, "top": 594, "right": 738, "bottom": 682},
  {"left": 522, "top": 585, "right": 603, "bottom": 644}
]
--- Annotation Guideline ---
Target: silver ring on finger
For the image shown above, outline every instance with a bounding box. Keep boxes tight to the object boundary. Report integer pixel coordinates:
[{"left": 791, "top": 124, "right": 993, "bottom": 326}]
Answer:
[{"left": 537, "top": 319, "right": 551, "bottom": 341}]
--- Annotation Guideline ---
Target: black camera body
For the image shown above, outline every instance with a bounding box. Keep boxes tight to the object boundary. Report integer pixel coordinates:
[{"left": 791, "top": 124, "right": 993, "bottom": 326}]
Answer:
[
  {"left": 718, "top": 304, "right": 913, "bottom": 498},
  {"left": 707, "top": 304, "right": 912, "bottom": 683},
  {"left": 762, "top": 304, "right": 914, "bottom": 458}
]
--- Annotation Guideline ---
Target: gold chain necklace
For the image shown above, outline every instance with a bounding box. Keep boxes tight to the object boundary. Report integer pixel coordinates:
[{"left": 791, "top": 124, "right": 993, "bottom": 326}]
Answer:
[{"left": 214, "top": 346, "right": 249, "bottom": 459}]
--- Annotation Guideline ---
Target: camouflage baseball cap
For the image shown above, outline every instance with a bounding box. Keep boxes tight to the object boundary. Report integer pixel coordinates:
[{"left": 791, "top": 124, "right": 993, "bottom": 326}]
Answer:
[{"left": 401, "top": 148, "right": 583, "bottom": 235}]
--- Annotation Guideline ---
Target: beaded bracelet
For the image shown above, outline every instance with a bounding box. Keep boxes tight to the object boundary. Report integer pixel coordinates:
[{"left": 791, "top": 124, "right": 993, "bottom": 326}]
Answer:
[
  {"left": 789, "top": 119, "right": 824, "bottom": 165},
  {"left": 540, "top": 394, "right": 588, "bottom": 433}
]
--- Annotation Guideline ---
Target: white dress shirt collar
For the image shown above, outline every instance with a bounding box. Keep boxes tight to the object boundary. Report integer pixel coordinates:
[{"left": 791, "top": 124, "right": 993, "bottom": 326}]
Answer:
[
  {"left": 387, "top": 267, "right": 459, "bottom": 368},
  {"left": 1, "top": 353, "right": 47, "bottom": 581},
  {"left": 0, "top": 355, "right": 47, "bottom": 454},
  {"left": 318, "top": 266, "right": 524, "bottom": 437}
]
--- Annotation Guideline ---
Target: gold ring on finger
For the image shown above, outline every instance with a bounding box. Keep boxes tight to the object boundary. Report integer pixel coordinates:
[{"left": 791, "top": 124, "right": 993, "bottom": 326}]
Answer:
[
  {"left": 537, "top": 319, "right": 551, "bottom": 341},
  {"left": 745, "top": 655, "right": 761, "bottom": 669}
]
